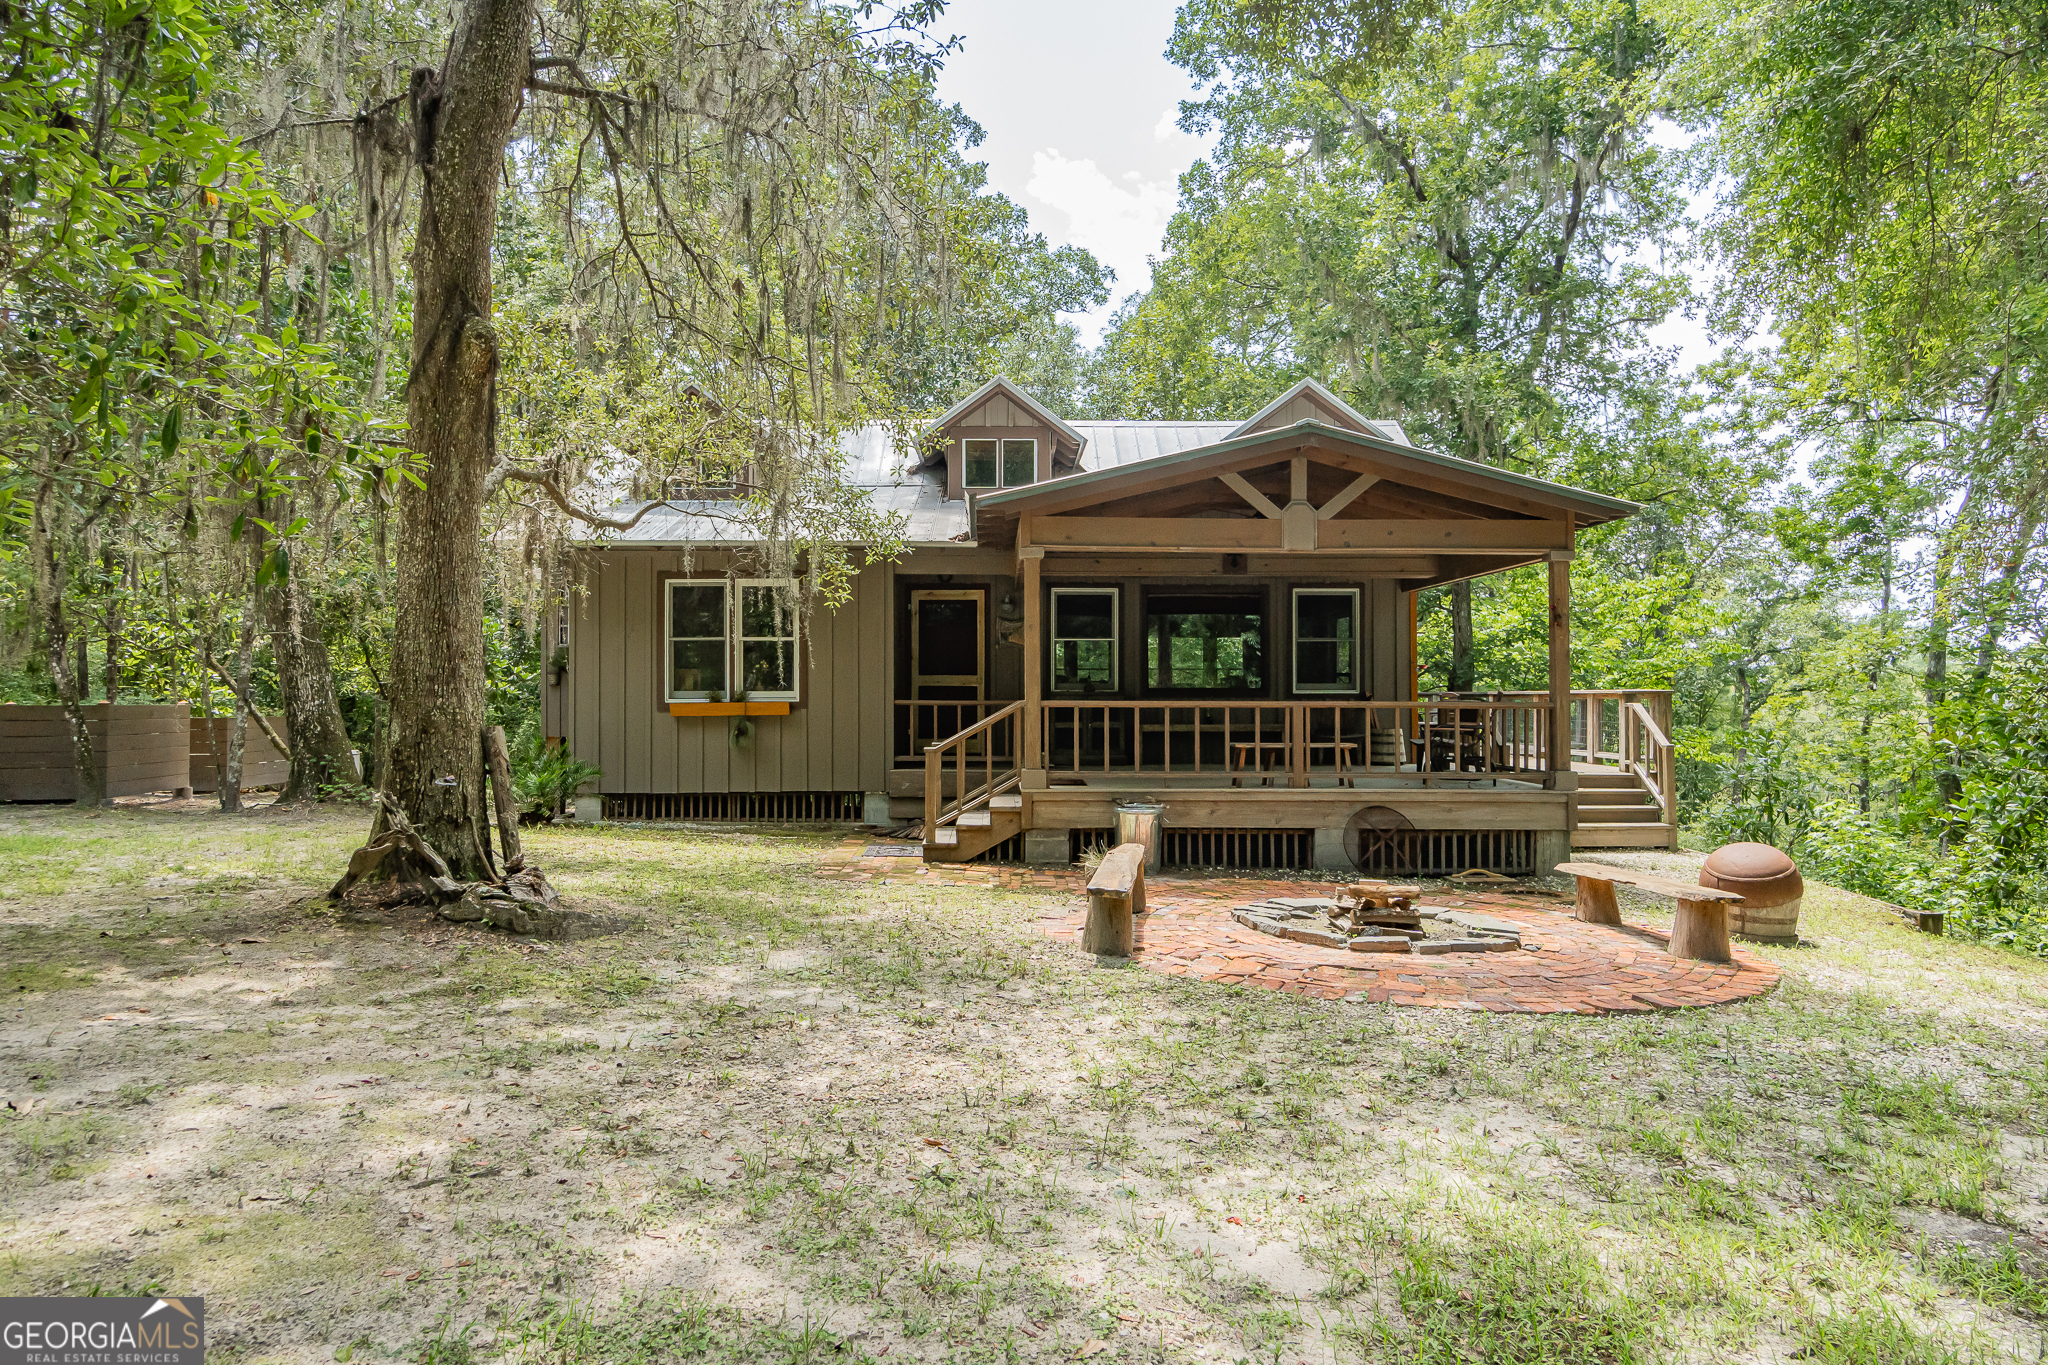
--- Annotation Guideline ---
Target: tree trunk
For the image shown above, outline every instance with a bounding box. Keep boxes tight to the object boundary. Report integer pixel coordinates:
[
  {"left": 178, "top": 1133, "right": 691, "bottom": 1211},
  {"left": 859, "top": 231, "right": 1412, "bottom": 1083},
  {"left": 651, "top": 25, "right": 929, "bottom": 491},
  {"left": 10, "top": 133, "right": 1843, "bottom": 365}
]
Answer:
[
  {"left": 1924, "top": 535, "right": 1958, "bottom": 812},
  {"left": 31, "top": 483, "right": 105, "bottom": 808},
  {"left": 1731, "top": 663, "right": 1750, "bottom": 806},
  {"left": 1448, "top": 579, "right": 1475, "bottom": 691},
  {"left": 382, "top": 0, "right": 534, "bottom": 878},
  {"left": 102, "top": 547, "right": 122, "bottom": 702},
  {"left": 220, "top": 603, "right": 255, "bottom": 814},
  {"left": 1858, "top": 557, "right": 1894, "bottom": 815},
  {"left": 262, "top": 524, "right": 358, "bottom": 801},
  {"left": 483, "top": 724, "right": 523, "bottom": 871}
]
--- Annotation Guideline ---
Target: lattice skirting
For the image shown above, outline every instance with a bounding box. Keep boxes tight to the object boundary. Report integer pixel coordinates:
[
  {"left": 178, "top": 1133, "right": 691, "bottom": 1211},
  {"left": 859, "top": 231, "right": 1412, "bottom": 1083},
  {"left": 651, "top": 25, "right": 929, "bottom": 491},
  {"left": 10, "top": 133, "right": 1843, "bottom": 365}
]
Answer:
[
  {"left": 1355, "top": 828, "right": 1536, "bottom": 877},
  {"left": 1061, "top": 825, "right": 1536, "bottom": 875},
  {"left": 602, "top": 791, "right": 864, "bottom": 822},
  {"left": 1067, "top": 826, "right": 1315, "bottom": 871}
]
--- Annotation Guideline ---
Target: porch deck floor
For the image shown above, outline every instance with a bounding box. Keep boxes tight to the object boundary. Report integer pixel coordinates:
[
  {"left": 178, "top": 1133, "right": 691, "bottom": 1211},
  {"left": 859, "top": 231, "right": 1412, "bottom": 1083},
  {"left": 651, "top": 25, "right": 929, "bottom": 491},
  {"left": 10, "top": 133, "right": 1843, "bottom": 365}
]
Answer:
[{"left": 816, "top": 839, "right": 1778, "bottom": 1016}]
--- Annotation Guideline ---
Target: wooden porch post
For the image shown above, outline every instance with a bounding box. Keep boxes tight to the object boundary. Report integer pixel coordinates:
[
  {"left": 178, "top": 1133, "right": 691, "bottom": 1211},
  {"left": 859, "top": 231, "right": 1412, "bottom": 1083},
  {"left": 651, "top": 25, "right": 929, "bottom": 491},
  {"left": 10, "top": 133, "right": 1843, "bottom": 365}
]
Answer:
[
  {"left": 1547, "top": 548, "right": 1573, "bottom": 789},
  {"left": 1021, "top": 544, "right": 1045, "bottom": 789}
]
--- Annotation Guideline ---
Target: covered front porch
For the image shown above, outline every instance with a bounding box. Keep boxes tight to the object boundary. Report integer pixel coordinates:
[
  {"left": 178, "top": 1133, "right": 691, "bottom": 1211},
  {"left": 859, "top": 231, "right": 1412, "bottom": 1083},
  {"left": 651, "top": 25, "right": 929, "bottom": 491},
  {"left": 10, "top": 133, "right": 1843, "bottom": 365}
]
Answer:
[
  {"left": 910, "top": 691, "right": 1675, "bottom": 867},
  {"left": 905, "top": 416, "right": 1665, "bottom": 869}
]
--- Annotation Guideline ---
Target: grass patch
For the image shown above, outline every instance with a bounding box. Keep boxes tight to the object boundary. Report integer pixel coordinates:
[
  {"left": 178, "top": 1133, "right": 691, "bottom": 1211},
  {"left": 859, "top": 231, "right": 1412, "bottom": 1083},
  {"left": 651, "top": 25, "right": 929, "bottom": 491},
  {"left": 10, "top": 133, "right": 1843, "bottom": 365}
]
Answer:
[
  {"left": 0, "top": 808, "right": 2043, "bottom": 1363},
  {"left": 3, "top": 960, "right": 95, "bottom": 993},
  {"left": 1354, "top": 1215, "right": 1661, "bottom": 1363}
]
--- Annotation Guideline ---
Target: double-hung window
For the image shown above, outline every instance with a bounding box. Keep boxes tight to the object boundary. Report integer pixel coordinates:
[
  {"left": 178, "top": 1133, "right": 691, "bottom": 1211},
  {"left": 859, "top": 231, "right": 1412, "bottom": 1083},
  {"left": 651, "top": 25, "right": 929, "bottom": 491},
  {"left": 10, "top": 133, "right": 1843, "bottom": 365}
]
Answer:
[
  {"left": 962, "top": 438, "right": 1036, "bottom": 489},
  {"left": 1051, "top": 588, "right": 1117, "bottom": 693},
  {"left": 1292, "top": 588, "right": 1359, "bottom": 694},
  {"left": 737, "top": 581, "right": 799, "bottom": 698},
  {"left": 666, "top": 578, "right": 801, "bottom": 702}
]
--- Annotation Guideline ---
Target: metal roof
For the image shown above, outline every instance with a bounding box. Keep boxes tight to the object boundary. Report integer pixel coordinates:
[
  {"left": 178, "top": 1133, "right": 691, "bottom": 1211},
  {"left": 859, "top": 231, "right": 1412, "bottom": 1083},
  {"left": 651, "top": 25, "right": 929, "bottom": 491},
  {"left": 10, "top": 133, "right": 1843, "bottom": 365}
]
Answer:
[
  {"left": 1070, "top": 421, "right": 1240, "bottom": 469},
  {"left": 580, "top": 425, "right": 971, "bottom": 548},
  {"left": 580, "top": 404, "right": 1631, "bottom": 547}
]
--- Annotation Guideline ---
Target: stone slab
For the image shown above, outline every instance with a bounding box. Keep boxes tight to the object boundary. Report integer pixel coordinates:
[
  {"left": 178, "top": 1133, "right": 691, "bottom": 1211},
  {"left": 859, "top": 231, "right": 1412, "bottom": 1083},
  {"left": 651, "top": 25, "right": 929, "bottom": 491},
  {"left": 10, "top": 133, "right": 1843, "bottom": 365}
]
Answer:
[
  {"left": 1439, "top": 910, "right": 1525, "bottom": 939},
  {"left": 1347, "top": 937, "right": 1412, "bottom": 953}
]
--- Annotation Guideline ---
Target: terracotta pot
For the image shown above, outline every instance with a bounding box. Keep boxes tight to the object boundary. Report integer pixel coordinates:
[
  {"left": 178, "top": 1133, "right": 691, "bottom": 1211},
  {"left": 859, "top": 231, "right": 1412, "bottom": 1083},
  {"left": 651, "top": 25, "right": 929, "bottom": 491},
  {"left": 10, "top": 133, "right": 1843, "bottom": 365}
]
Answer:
[{"left": 1701, "top": 842, "right": 1803, "bottom": 942}]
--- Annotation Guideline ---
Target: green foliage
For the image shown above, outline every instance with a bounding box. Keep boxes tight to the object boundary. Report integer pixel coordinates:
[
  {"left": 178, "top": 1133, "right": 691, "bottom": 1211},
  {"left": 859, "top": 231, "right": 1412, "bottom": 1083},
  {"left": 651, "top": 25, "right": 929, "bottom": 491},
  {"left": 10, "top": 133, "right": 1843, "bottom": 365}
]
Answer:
[
  {"left": 1797, "top": 801, "right": 1938, "bottom": 910},
  {"left": 1101, "top": 0, "right": 1690, "bottom": 458},
  {"left": 510, "top": 722, "right": 599, "bottom": 823}
]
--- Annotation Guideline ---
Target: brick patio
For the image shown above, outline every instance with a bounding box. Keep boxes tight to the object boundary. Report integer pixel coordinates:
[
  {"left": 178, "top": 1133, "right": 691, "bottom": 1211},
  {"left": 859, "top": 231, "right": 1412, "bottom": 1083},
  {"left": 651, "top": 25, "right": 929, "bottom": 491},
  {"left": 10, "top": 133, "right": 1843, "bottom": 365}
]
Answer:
[{"left": 818, "top": 837, "right": 1780, "bottom": 1015}]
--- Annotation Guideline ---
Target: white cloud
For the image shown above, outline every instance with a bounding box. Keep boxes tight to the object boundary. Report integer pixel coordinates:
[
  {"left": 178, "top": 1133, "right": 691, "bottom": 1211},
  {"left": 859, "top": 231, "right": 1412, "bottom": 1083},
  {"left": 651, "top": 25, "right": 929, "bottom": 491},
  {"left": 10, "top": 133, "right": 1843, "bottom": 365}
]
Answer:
[{"left": 1025, "top": 148, "right": 1177, "bottom": 332}]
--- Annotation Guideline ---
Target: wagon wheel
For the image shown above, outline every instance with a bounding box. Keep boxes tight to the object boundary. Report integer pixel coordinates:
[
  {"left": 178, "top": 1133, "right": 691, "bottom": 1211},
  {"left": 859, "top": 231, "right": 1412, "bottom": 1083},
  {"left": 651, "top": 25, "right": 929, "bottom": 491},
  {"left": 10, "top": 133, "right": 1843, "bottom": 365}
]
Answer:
[{"left": 1342, "top": 805, "right": 1415, "bottom": 874}]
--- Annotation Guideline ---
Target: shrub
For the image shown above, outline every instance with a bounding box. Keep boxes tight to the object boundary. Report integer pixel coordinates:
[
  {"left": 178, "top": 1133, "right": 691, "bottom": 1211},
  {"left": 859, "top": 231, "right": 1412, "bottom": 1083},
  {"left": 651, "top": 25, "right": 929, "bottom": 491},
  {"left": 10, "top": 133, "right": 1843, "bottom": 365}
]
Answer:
[{"left": 509, "top": 721, "right": 600, "bottom": 821}]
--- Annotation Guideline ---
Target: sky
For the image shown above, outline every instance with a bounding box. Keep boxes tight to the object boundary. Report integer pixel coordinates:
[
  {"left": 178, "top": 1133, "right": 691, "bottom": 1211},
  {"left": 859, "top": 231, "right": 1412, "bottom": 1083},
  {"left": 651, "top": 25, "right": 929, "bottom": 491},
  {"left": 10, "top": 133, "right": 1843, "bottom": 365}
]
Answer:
[{"left": 929, "top": 0, "right": 1206, "bottom": 343}]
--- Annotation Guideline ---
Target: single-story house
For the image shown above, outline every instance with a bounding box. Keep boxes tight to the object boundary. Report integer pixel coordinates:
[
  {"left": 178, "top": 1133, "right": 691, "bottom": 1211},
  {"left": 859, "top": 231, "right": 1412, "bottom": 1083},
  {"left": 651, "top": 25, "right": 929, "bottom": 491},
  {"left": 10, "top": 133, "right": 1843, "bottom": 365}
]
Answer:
[{"left": 544, "top": 377, "right": 1677, "bottom": 871}]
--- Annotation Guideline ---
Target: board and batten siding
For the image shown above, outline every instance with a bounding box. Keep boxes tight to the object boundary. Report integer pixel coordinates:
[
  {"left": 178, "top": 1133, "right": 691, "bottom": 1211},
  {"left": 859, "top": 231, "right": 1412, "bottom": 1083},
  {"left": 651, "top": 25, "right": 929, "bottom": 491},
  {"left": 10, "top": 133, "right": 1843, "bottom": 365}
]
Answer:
[{"left": 561, "top": 549, "right": 891, "bottom": 795}]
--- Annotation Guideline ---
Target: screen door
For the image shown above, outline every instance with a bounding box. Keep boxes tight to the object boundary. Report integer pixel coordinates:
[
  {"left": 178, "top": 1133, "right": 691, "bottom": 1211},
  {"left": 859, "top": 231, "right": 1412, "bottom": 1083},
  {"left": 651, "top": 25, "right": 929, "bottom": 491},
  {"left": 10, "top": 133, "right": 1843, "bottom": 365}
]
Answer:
[{"left": 912, "top": 590, "right": 986, "bottom": 752}]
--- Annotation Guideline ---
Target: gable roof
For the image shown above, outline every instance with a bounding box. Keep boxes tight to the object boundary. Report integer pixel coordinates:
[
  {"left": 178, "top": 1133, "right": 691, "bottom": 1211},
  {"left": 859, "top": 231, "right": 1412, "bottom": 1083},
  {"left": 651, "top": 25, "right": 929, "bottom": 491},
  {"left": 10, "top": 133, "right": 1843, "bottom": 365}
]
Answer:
[
  {"left": 972, "top": 417, "right": 1636, "bottom": 543},
  {"left": 1228, "top": 378, "right": 1413, "bottom": 446},
  {"left": 921, "top": 376, "right": 1086, "bottom": 451}
]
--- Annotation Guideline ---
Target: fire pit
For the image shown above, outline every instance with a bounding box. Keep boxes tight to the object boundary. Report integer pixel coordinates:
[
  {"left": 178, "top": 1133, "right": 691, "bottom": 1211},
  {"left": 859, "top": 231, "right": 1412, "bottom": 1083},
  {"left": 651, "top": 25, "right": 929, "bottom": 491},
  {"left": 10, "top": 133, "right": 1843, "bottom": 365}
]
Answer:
[{"left": 1230, "top": 882, "right": 1532, "bottom": 955}]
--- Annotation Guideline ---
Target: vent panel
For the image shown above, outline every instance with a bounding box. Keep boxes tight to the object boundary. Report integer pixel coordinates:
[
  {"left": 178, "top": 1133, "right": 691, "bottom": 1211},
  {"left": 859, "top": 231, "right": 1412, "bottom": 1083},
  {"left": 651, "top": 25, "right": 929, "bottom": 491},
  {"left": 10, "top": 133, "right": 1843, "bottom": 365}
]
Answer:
[{"left": 602, "top": 792, "right": 863, "bottom": 822}]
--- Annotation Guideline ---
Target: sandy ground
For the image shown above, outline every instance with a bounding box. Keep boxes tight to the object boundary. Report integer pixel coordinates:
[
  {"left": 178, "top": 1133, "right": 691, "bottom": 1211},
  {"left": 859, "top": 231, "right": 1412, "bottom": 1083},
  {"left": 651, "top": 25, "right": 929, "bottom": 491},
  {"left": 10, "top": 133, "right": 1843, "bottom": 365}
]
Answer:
[{"left": 0, "top": 804, "right": 2044, "bottom": 1364}]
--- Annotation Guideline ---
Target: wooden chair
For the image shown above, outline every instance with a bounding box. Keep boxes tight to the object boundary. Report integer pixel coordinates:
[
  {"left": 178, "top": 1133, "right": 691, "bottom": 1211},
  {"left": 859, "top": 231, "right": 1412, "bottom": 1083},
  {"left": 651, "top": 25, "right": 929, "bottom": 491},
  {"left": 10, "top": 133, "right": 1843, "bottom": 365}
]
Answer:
[
  {"left": 1083, "top": 843, "right": 1147, "bottom": 956},
  {"left": 1553, "top": 861, "right": 1748, "bottom": 962}
]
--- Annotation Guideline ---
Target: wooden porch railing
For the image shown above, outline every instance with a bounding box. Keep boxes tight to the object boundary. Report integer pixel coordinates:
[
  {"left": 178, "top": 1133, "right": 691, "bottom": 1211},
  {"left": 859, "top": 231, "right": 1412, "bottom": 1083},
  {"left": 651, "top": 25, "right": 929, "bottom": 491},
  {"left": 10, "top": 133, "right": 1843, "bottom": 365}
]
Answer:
[
  {"left": 1503, "top": 688, "right": 1678, "bottom": 822},
  {"left": 1037, "top": 698, "right": 1553, "bottom": 783},
  {"left": 924, "top": 701, "right": 1024, "bottom": 843},
  {"left": 894, "top": 699, "right": 1017, "bottom": 766},
  {"left": 1618, "top": 699, "right": 1677, "bottom": 825}
]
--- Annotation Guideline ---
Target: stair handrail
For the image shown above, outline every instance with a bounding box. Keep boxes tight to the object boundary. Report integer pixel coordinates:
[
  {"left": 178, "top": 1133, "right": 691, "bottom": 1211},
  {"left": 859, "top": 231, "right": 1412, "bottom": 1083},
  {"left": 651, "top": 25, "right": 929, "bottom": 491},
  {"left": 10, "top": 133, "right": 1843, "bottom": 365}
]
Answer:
[
  {"left": 1621, "top": 700, "right": 1675, "bottom": 824},
  {"left": 924, "top": 700, "right": 1025, "bottom": 841}
]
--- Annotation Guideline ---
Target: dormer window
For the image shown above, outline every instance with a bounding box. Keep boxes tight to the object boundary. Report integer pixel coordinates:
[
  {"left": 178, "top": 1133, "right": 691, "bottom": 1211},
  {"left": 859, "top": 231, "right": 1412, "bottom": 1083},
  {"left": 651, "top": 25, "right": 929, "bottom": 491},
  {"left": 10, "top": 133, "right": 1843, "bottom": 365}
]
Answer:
[{"left": 963, "top": 438, "right": 1036, "bottom": 489}]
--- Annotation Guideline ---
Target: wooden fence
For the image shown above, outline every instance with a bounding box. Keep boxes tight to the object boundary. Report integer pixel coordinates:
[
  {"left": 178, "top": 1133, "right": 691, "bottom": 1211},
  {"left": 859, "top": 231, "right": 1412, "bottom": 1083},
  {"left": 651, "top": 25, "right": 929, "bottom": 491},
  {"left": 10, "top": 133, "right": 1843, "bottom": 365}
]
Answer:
[
  {"left": 0, "top": 704, "right": 194, "bottom": 801},
  {"left": 188, "top": 716, "right": 290, "bottom": 792},
  {"left": 0, "top": 704, "right": 293, "bottom": 800}
]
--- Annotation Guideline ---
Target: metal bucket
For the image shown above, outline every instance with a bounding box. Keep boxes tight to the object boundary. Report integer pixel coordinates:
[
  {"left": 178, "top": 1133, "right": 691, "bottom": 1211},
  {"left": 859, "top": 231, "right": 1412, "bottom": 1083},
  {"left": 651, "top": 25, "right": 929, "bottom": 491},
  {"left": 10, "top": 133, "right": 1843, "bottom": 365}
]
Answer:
[{"left": 1114, "top": 800, "right": 1165, "bottom": 874}]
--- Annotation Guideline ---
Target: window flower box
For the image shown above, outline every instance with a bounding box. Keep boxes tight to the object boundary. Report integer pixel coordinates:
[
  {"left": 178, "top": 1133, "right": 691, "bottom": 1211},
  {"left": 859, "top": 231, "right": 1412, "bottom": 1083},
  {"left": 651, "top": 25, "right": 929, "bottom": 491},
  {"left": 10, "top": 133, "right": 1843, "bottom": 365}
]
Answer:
[{"left": 667, "top": 701, "right": 792, "bottom": 718}]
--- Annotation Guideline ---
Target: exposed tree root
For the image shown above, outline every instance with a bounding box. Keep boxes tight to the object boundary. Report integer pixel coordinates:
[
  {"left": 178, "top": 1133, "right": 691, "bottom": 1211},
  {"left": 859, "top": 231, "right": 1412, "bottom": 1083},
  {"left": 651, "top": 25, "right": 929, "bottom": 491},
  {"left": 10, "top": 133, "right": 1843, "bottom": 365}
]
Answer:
[{"left": 330, "top": 793, "right": 566, "bottom": 935}]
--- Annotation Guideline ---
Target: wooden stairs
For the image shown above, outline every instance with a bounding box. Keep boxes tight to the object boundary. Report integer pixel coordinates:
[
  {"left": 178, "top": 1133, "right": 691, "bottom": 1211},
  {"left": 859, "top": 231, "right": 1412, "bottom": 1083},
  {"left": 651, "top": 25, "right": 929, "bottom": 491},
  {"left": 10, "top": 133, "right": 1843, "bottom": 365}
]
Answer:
[
  {"left": 922, "top": 702, "right": 1027, "bottom": 864},
  {"left": 925, "top": 792, "right": 1023, "bottom": 862},
  {"left": 1572, "top": 769, "right": 1676, "bottom": 849}
]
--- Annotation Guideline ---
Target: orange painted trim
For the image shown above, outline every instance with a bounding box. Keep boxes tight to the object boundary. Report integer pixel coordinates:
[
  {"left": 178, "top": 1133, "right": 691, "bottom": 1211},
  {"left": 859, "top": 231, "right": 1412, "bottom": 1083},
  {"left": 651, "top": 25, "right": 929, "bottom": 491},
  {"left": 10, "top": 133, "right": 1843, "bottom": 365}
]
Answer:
[{"left": 667, "top": 701, "right": 793, "bottom": 718}]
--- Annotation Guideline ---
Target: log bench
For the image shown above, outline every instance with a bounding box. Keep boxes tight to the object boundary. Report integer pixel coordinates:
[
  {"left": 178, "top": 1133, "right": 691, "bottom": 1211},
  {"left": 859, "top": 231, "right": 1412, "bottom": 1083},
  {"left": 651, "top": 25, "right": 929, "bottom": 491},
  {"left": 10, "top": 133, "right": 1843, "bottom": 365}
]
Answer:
[
  {"left": 1082, "top": 842, "right": 1148, "bottom": 956},
  {"left": 1552, "top": 860, "right": 1747, "bottom": 963}
]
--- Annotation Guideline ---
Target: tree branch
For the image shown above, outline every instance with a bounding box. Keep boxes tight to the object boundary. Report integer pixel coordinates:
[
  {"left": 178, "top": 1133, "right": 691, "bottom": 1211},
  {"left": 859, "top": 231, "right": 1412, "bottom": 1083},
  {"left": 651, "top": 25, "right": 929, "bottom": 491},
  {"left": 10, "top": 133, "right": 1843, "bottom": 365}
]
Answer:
[
  {"left": 201, "top": 647, "right": 294, "bottom": 761},
  {"left": 488, "top": 463, "right": 670, "bottom": 532}
]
